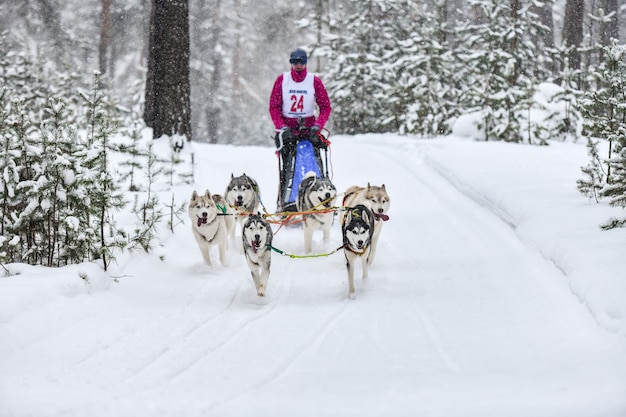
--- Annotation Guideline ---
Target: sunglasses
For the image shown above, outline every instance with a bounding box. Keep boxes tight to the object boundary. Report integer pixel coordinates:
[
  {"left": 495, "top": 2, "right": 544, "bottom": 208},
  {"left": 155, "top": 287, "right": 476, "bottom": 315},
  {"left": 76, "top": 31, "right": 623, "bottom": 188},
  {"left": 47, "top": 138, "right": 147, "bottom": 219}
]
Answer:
[{"left": 290, "top": 59, "right": 306, "bottom": 65}]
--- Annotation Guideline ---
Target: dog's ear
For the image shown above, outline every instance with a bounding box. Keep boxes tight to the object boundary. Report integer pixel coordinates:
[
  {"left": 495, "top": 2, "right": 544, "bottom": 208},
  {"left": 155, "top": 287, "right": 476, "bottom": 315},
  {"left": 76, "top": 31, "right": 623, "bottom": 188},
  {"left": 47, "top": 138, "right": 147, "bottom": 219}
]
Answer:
[
  {"left": 381, "top": 184, "right": 386, "bottom": 191},
  {"left": 231, "top": 173, "right": 235, "bottom": 179},
  {"left": 204, "top": 189, "right": 211, "bottom": 199},
  {"left": 367, "top": 182, "right": 372, "bottom": 190},
  {"left": 192, "top": 190, "right": 198, "bottom": 199},
  {"left": 361, "top": 208, "right": 371, "bottom": 225}
]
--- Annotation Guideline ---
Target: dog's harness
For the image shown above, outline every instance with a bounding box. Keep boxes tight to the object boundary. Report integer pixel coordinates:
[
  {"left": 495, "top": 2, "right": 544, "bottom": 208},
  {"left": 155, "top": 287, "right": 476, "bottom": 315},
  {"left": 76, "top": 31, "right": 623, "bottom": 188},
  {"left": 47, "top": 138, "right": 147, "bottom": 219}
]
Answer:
[
  {"left": 197, "top": 221, "right": 220, "bottom": 243},
  {"left": 341, "top": 207, "right": 372, "bottom": 256},
  {"left": 302, "top": 194, "right": 335, "bottom": 225}
]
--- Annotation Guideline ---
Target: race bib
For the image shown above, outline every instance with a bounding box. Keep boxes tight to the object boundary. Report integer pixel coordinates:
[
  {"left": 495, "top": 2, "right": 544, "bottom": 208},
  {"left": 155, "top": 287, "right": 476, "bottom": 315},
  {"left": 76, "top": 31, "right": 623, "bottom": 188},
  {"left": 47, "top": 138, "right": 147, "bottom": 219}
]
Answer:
[{"left": 281, "top": 72, "right": 315, "bottom": 118}]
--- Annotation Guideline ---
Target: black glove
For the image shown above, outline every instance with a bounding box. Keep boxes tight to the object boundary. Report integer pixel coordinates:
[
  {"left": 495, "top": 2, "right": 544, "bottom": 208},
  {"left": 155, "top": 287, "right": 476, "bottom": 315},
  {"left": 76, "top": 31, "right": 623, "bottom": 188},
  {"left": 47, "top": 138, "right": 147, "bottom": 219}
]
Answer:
[
  {"left": 275, "top": 127, "right": 291, "bottom": 148},
  {"left": 309, "top": 132, "right": 320, "bottom": 145},
  {"left": 310, "top": 125, "right": 320, "bottom": 134}
]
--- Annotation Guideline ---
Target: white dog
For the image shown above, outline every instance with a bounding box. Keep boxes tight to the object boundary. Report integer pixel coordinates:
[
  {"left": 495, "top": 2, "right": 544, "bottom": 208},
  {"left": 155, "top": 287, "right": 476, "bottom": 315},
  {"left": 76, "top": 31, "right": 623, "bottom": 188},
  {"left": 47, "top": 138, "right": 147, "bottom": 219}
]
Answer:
[
  {"left": 341, "top": 183, "right": 390, "bottom": 265},
  {"left": 224, "top": 173, "right": 260, "bottom": 236},
  {"left": 342, "top": 204, "right": 375, "bottom": 299},
  {"left": 296, "top": 172, "right": 338, "bottom": 253},
  {"left": 188, "top": 190, "right": 233, "bottom": 267},
  {"left": 242, "top": 214, "right": 273, "bottom": 297}
]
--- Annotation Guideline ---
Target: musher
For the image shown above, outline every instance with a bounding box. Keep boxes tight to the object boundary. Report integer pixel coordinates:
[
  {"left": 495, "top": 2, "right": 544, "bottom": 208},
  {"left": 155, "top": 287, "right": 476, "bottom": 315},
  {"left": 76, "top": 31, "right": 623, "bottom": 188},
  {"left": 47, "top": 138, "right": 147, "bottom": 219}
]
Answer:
[{"left": 268, "top": 48, "right": 332, "bottom": 213}]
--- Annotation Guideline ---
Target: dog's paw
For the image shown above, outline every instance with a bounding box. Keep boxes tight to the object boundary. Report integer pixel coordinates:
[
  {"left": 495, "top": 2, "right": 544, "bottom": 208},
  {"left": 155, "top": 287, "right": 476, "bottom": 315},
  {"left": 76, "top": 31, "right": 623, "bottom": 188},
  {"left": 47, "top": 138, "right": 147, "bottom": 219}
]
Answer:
[
  {"left": 348, "top": 291, "right": 356, "bottom": 300},
  {"left": 257, "top": 284, "right": 266, "bottom": 297}
]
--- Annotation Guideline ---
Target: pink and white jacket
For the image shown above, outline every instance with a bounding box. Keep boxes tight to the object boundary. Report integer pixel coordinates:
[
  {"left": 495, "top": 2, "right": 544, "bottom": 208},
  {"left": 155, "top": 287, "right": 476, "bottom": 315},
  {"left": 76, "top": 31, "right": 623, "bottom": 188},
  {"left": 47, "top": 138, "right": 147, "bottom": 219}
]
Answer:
[{"left": 268, "top": 68, "right": 332, "bottom": 131}]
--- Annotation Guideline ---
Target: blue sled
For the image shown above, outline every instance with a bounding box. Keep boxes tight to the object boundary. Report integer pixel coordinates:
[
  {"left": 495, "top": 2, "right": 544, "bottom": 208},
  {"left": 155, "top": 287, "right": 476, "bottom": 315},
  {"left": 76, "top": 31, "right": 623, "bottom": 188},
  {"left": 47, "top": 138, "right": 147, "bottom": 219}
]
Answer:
[{"left": 288, "top": 140, "right": 321, "bottom": 204}]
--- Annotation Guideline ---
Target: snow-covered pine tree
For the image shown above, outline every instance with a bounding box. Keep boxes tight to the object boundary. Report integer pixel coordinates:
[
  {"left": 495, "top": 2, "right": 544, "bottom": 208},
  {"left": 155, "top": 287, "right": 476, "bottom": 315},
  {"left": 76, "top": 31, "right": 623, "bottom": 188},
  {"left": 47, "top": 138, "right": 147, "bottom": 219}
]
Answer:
[
  {"left": 545, "top": 52, "right": 583, "bottom": 142},
  {"left": 128, "top": 141, "right": 164, "bottom": 253},
  {"left": 80, "top": 72, "right": 127, "bottom": 270},
  {"left": 579, "top": 40, "right": 626, "bottom": 184},
  {"left": 599, "top": 94, "right": 626, "bottom": 229},
  {"left": 577, "top": 137, "right": 606, "bottom": 202},
  {"left": 38, "top": 98, "right": 82, "bottom": 266},
  {"left": 577, "top": 40, "right": 626, "bottom": 228},
  {"left": 320, "top": 0, "right": 415, "bottom": 134},
  {"left": 457, "top": 0, "right": 550, "bottom": 142},
  {"left": 118, "top": 80, "right": 147, "bottom": 192},
  {"left": 0, "top": 92, "right": 21, "bottom": 264},
  {"left": 393, "top": 0, "right": 458, "bottom": 137}
]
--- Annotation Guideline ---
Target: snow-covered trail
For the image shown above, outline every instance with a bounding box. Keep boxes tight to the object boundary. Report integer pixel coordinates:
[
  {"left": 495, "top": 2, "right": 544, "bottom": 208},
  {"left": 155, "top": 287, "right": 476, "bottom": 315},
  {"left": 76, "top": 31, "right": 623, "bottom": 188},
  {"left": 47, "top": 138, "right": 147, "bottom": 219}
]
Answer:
[{"left": 1, "top": 136, "right": 624, "bottom": 417}]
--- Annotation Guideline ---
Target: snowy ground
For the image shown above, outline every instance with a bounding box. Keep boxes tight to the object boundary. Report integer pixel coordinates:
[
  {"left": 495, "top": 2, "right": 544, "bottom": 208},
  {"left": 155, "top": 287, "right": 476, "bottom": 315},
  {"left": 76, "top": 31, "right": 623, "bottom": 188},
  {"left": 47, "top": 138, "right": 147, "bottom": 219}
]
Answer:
[{"left": 1, "top": 133, "right": 625, "bottom": 417}]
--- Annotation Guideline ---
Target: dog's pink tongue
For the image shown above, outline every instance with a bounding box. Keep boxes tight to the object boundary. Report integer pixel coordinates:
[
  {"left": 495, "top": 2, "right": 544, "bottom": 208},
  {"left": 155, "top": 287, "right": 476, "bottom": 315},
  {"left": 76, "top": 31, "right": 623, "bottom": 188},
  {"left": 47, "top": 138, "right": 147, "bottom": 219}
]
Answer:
[
  {"left": 197, "top": 218, "right": 205, "bottom": 227},
  {"left": 376, "top": 213, "right": 390, "bottom": 221}
]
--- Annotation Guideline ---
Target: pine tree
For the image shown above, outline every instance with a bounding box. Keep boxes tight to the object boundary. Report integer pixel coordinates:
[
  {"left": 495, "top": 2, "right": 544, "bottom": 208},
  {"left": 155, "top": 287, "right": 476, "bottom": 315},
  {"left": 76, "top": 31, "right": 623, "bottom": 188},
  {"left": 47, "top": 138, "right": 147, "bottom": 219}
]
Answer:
[
  {"left": 80, "top": 72, "right": 127, "bottom": 270},
  {"left": 457, "top": 0, "right": 550, "bottom": 142},
  {"left": 578, "top": 41, "right": 626, "bottom": 229},
  {"left": 321, "top": 0, "right": 415, "bottom": 134},
  {"left": 577, "top": 137, "right": 606, "bottom": 202},
  {"left": 579, "top": 40, "right": 626, "bottom": 183},
  {"left": 39, "top": 98, "right": 80, "bottom": 266},
  {"left": 393, "top": 0, "right": 458, "bottom": 137},
  {"left": 545, "top": 53, "right": 583, "bottom": 142}
]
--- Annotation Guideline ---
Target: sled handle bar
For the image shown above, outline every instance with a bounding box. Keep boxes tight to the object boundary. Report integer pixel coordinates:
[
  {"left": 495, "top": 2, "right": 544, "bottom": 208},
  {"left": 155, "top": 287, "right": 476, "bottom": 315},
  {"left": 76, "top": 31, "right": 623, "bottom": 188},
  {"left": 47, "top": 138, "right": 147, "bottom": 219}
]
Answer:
[
  {"left": 274, "top": 128, "right": 309, "bottom": 151},
  {"left": 275, "top": 129, "right": 285, "bottom": 151}
]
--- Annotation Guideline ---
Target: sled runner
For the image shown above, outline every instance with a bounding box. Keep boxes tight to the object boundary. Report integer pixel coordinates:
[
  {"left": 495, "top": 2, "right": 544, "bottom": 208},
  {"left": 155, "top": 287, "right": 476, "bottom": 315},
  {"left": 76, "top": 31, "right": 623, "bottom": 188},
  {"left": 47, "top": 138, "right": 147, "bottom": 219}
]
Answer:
[{"left": 275, "top": 123, "right": 330, "bottom": 213}]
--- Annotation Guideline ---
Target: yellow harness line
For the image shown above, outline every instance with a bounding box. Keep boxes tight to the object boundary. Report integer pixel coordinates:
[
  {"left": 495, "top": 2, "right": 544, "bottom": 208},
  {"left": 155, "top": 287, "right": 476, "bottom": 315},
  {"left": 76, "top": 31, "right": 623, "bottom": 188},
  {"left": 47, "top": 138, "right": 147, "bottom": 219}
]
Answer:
[
  {"left": 266, "top": 241, "right": 369, "bottom": 259},
  {"left": 267, "top": 243, "right": 346, "bottom": 259}
]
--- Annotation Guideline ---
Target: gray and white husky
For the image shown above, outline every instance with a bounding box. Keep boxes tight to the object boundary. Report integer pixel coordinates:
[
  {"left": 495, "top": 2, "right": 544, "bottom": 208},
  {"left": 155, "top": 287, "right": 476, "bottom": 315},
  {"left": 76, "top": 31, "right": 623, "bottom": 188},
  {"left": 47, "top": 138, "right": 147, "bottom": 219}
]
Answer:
[
  {"left": 341, "top": 183, "right": 390, "bottom": 266},
  {"left": 189, "top": 189, "right": 234, "bottom": 267},
  {"left": 242, "top": 214, "right": 273, "bottom": 297},
  {"left": 225, "top": 173, "right": 260, "bottom": 241},
  {"left": 342, "top": 204, "right": 375, "bottom": 299},
  {"left": 296, "top": 172, "right": 338, "bottom": 253}
]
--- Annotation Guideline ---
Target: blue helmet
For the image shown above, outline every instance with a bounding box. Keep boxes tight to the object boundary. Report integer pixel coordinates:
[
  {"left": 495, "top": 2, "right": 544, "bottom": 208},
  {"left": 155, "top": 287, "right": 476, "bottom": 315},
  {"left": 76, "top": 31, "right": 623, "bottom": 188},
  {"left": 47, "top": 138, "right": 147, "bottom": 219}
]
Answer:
[{"left": 289, "top": 48, "right": 307, "bottom": 65}]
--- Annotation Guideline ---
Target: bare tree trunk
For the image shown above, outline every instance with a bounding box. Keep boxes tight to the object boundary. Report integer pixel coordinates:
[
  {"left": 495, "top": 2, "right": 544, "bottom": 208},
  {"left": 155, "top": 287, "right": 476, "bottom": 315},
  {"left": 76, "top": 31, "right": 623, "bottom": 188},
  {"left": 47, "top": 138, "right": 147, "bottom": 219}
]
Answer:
[
  {"left": 145, "top": 0, "right": 192, "bottom": 146},
  {"left": 600, "top": 0, "right": 618, "bottom": 46},
  {"left": 99, "top": 0, "right": 112, "bottom": 75},
  {"left": 315, "top": 0, "right": 324, "bottom": 72},
  {"left": 144, "top": 0, "right": 157, "bottom": 127},
  {"left": 231, "top": 0, "right": 242, "bottom": 94},
  {"left": 563, "top": 0, "right": 584, "bottom": 70},
  {"left": 206, "top": 0, "right": 223, "bottom": 144},
  {"left": 533, "top": 0, "right": 554, "bottom": 49}
]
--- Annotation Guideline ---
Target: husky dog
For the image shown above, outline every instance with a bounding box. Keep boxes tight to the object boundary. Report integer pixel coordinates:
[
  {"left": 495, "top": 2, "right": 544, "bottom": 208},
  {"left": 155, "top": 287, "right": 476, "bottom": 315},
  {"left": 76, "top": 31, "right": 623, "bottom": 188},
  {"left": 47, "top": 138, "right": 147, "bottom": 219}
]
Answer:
[
  {"left": 242, "top": 214, "right": 273, "bottom": 297},
  {"left": 225, "top": 173, "right": 260, "bottom": 240},
  {"left": 296, "top": 172, "right": 338, "bottom": 253},
  {"left": 341, "top": 183, "right": 390, "bottom": 266},
  {"left": 189, "top": 190, "right": 232, "bottom": 267},
  {"left": 342, "top": 204, "right": 375, "bottom": 299}
]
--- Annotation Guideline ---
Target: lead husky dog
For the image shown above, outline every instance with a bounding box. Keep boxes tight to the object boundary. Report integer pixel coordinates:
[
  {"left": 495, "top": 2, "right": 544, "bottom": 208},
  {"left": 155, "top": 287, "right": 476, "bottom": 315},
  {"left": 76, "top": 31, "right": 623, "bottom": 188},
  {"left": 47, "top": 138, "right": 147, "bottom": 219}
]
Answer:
[
  {"left": 296, "top": 172, "right": 338, "bottom": 253},
  {"left": 224, "top": 173, "right": 260, "bottom": 240},
  {"left": 341, "top": 183, "right": 390, "bottom": 266},
  {"left": 189, "top": 189, "right": 233, "bottom": 267},
  {"left": 342, "top": 204, "right": 375, "bottom": 299},
  {"left": 242, "top": 214, "right": 273, "bottom": 297}
]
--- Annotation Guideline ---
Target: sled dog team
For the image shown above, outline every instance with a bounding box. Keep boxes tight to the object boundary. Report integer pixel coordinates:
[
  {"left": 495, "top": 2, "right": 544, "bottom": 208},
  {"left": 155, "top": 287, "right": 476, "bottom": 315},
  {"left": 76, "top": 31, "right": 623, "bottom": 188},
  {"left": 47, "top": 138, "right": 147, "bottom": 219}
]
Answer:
[{"left": 188, "top": 173, "right": 390, "bottom": 299}]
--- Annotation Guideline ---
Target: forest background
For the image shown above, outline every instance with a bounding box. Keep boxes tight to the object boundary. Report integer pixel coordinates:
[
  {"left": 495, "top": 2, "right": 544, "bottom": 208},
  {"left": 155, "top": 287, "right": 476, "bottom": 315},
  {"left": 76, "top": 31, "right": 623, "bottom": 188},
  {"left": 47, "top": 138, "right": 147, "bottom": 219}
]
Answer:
[{"left": 3, "top": 0, "right": 624, "bottom": 144}]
